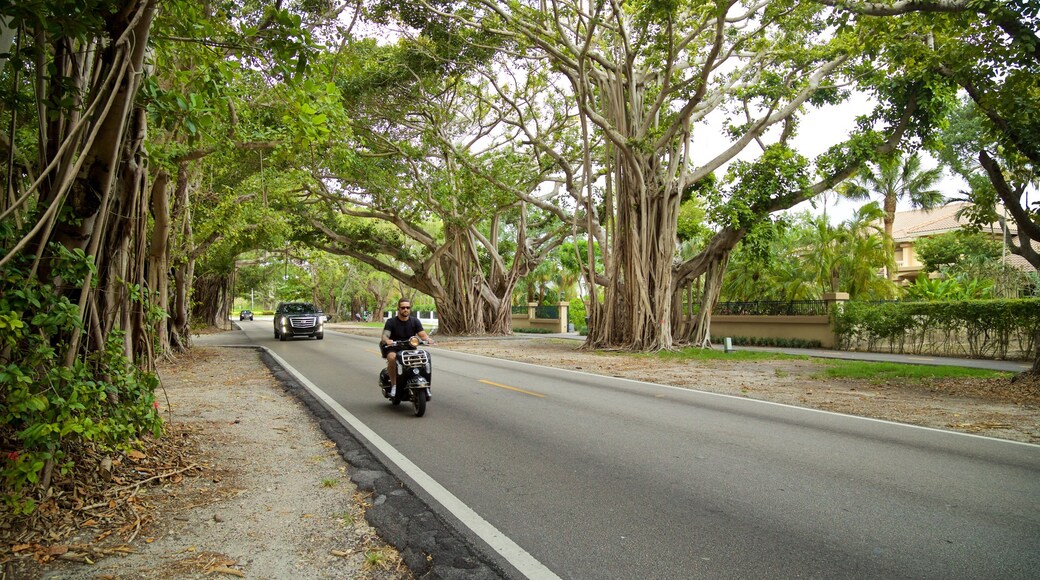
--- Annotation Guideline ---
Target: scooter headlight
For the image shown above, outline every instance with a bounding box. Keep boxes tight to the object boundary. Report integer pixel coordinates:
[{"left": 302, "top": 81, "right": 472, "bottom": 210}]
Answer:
[{"left": 408, "top": 336, "right": 420, "bottom": 348}]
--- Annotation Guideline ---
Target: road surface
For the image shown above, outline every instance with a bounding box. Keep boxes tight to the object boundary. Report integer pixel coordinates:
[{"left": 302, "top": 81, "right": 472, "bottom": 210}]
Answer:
[{"left": 223, "top": 321, "right": 1040, "bottom": 579}]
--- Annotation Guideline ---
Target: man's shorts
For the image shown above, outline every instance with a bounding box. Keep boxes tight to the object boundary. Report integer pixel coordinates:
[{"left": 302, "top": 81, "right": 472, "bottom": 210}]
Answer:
[{"left": 379, "top": 342, "right": 406, "bottom": 359}]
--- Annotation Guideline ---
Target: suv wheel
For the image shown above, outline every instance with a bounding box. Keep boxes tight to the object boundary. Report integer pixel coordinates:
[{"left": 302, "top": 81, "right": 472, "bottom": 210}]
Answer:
[
  {"left": 279, "top": 331, "right": 288, "bottom": 341},
  {"left": 315, "top": 332, "right": 324, "bottom": 340}
]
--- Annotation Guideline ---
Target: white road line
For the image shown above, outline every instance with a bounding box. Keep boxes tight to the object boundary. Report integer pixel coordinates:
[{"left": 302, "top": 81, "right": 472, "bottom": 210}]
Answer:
[{"left": 263, "top": 348, "right": 561, "bottom": 580}]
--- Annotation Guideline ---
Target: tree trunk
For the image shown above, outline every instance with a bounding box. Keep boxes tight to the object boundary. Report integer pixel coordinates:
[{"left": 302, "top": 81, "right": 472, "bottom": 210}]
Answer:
[
  {"left": 883, "top": 194, "right": 898, "bottom": 280},
  {"left": 44, "top": 1, "right": 157, "bottom": 366},
  {"left": 483, "top": 300, "right": 514, "bottom": 335},
  {"left": 1031, "top": 330, "right": 1040, "bottom": 374},
  {"left": 687, "top": 254, "right": 730, "bottom": 348},
  {"left": 433, "top": 227, "right": 484, "bottom": 334},
  {"left": 672, "top": 227, "right": 746, "bottom": 345},
  {"left": 587, "top": 152, "right": 681, "bottom": 350},
  {"left": 147, "top": 170, "right": 172, "bottom": 355},
  {"left": 52, "top": 2, "right": 155, "bottom": 268},
  {"left": 169, "top": 161, "right": 196, "bottom": 348},
  {"left": 1031, "top": 326, "right": 1040, "bottom": 376},
  {"left": 311, "top": 208, "right": 547, "bottom": 336},
  {"left": 193, "top": 274, "right": 231, "bottom": 328}
]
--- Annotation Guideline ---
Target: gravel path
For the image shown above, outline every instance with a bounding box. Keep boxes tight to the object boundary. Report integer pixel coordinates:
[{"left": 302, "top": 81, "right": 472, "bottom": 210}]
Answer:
[{"left": 22, "top": 346, "right": 412, "bottom": 580}]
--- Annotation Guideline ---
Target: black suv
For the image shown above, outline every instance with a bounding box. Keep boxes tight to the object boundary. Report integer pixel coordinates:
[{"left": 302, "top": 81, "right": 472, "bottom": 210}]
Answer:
[{"left": 274, "top": 302, "right": 325, "bottom": 341}]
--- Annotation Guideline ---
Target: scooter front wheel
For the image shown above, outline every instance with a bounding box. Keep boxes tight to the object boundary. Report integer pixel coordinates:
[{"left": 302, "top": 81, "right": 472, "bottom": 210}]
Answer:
[{"left": 413, "top": 394, "right": 426, "bottom": 417}]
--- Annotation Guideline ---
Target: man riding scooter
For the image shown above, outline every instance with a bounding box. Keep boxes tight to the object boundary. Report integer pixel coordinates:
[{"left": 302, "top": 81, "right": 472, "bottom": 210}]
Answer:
[{"left": 382, "top": 298, "right": 434, "bottom": 398}]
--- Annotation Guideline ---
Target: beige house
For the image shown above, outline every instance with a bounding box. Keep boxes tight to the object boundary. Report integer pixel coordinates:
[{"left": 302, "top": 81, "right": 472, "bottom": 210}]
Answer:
[{"left": 889, "top": 202, "right": 1031, "bottom": 283}]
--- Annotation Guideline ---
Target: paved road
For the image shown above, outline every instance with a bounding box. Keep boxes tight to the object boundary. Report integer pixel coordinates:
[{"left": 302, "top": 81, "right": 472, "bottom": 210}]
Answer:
[{"left": 214, "top": 322, "right": 1040, "bottom": 579}]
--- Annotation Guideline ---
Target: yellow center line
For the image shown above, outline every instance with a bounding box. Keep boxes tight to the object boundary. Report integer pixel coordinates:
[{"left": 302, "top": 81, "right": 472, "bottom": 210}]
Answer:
[
  {"left": 479, "top": 379, "right": 546, "bottom": 398},
  {"left": 365, "top": 349, "right": 381, "bottom": 355}
]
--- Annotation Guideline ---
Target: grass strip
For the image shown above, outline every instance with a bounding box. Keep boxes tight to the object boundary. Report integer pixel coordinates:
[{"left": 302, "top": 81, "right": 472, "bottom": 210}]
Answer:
[
  {"left": 816, "top": 360, "right": 1011, "bottom": 382},
  {"left": 622, "top": 345, "right": 1011, "bottom": 381}
]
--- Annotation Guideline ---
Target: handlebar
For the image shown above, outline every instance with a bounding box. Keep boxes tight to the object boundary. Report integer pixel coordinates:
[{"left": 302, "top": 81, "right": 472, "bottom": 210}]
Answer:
[{"left": 386, "top": 336, "right": 432, "bottom": 348}]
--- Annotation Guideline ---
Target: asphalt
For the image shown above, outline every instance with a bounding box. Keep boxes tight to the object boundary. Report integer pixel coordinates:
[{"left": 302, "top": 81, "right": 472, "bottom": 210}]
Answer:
[{"left": 206, "top": 321, "right": 1033, "bottom": 579}]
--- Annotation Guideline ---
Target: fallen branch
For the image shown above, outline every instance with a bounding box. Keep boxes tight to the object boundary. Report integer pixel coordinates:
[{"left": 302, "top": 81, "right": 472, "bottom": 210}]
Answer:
[{"left": 77, "top": 463, "right": 199, "bottom": 511}]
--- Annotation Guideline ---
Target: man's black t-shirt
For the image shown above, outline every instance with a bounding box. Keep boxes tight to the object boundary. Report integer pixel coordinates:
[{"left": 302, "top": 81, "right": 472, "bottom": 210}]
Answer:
[{"left": 382, "top": 316, "right": 424, "bottom": 357}]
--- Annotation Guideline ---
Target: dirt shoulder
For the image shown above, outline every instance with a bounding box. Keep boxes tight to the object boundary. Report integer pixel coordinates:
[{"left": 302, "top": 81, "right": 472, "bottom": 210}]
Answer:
[{"left": 3, "top": 346, "right": 411, "bottom": 580}]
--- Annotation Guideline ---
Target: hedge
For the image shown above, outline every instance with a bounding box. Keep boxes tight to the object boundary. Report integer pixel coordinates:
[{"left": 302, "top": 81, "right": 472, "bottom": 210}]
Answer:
[
  {"left": 727, "top": 336, "right": 823, "bottom": 349},
  {"left": 833, "top": 299, "right": 1040, "bottom": 360}
]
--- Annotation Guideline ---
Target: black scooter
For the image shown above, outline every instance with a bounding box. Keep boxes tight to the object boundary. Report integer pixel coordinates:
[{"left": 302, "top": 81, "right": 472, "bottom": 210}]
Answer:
[{"left": 378, "top": 336, "right": 433, "bottom": 417}]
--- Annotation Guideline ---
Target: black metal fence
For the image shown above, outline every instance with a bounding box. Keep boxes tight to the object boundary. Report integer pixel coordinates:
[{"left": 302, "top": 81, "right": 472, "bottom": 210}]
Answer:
[
  {"left": 711, "top": 300, "right": 830, "bottom": 316},
  {"left": 534, "top": 305, "right": 560, "bottom": 319}
]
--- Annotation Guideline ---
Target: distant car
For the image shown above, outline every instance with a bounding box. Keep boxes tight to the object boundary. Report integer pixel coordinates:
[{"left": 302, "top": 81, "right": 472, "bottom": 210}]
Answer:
[
  {"left": 273, "top": 302, "right": 324, "bottom": 341},
  {"left": 239, "top": 310, "right": 254, "bottom": 321}
]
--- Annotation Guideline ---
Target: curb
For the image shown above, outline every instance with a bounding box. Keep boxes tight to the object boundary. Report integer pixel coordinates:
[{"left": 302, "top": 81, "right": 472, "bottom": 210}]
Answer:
[{"left": 252, "top": 347, "right": 509, "bottom": 579}]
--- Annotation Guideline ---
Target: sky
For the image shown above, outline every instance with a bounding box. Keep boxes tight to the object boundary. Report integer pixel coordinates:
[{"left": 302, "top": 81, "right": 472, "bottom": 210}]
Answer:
[
  {"left": 790, "top": 101, "right": 966, "bottom": 225},
  {"left": 692, "top": 92, "right": 967, "bottom": 226}
]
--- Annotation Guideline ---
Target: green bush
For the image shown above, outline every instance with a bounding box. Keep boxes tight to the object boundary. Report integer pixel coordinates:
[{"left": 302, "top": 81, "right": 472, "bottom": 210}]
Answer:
[
  {"left": 726, "top": 336, "right": 823, "bottom": 349},
  {"left": 568, "top": 298, "right": 586, "bottom": 328},
  {"left": 513, "top": 327, "right": 555, "bottom": 334},
  {"left": 1, "top": 243, "right": 163, "bottom": 514},
  {"left": 833, "top": 299, "right": 1040, "bottom": 359}
]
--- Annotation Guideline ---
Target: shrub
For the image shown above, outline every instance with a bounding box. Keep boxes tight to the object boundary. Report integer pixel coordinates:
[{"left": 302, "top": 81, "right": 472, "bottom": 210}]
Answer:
[
  {"left": 0, "top": 243, "right": 163, "bottom": 514},
  {"left": 726, "top": 336, "right": 823, "bottom": 349},
  {"left": 834, "top": 298, "right": 1040, "bottom": 359},
  {"left": 568, "top": 298, "right": 586, "bottom": 328}
]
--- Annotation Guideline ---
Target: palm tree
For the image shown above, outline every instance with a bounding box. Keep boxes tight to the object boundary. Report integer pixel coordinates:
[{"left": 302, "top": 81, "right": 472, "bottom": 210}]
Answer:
[
  {"left": 791, "top": 205, "right": 896, "bottom": 300},
  {"left": 838, "top": 204, "right": 899, "bottom": 300},
  {"left": 840, "top": 152, "right": 945, "bottom": 279},
  {"left": 797, "top": 215, "right": 846, "bottom": 294}
]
